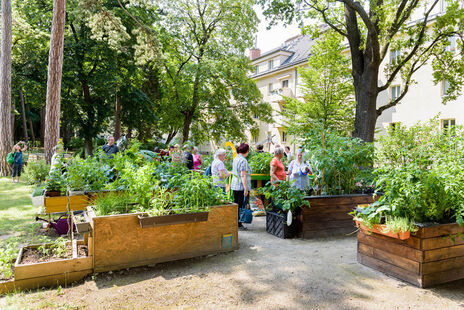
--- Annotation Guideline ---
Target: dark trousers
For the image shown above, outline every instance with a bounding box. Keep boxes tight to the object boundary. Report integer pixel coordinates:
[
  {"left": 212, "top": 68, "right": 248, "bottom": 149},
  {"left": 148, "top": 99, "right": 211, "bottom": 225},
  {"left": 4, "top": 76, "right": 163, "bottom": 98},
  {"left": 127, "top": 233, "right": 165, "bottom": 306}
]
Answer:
[
  {"left": 233, "top": 190, "right": 245, "bottom": 225},
  {"left": 12, "top": 163, "right": 22, "bottom": 177}
]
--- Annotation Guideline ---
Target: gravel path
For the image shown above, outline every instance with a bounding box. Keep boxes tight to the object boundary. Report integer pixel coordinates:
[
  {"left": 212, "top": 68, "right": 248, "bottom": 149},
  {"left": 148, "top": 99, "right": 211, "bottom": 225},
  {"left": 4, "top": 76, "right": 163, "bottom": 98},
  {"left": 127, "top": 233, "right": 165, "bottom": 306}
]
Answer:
[{"left": 1, "top": 217, "right": 464, "bottom": 309}]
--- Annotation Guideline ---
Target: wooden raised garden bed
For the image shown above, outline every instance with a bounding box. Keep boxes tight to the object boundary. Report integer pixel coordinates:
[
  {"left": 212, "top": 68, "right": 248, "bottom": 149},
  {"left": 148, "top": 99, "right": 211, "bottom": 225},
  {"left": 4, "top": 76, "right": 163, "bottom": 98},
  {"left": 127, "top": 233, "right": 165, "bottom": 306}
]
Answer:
[
  {"left": 0, "top": 240, "right": 92, "bottom": 294},
  {"left": 298, "top": 194, "right": 376, "bottom": 238},
  {"left": 44, "top": 195, "right": 89, "bottom": 213},
  {"left": 88, "top": 203, "right": 238, "bottom": 272},
  {"left": 251, "top": 174, "right": 270, "bottom": 189},
  {"left": 357, "top": 222, "right": 464, "bottom": 288}
]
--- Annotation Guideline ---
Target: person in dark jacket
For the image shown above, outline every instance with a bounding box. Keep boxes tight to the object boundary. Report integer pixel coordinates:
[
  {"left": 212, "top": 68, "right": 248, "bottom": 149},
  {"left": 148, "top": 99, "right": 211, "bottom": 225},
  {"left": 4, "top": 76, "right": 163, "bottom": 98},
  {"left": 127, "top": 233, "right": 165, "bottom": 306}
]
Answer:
[
  {"left": 11, "top": 142, "right": 27, "bottom": 183},
  {"left": 183, "top": 145, "right": 194, "bottom": 170},
  {"left": 102, "top": 136, "right": 119, "bottom": 158}
]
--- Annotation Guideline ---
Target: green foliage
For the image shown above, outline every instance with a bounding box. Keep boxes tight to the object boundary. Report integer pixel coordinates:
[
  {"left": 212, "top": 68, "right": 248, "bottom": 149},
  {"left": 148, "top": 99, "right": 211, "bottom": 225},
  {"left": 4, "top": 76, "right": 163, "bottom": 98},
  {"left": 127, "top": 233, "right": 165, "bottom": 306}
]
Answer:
[
  {"left": 66, "top": 156, "right": 109, "bottom": 192},
  {"left": 32, "top": 183, "right": 45, "bottom": 197},
  {"left": 45, "top": 167, "right": 65, "bottom": 193},
  {"left": 0, "top": 241, "right": 19, "bottom": 280},
  {"left": 354, "top": 119, "right": 464, "bottom": 228},
  {"left": 36, "top": 236, "right": 68, "bottom": 259},
  {"left": 282, "top": 31, "right": 354, "bottom": 136},
  {"left": 23, "top": 160, "right": 50, "bottom": 185},
  {"left": 92, "top": 192, "right": 136, "bottom": 216},
  {"left": 248, "top": 151, "right": 274, "bottom": 174},
  {"left": 257, "top": 180, "right": 309, "bottom": 213},
  {"left": 302, "top": 127, "right": 374, "bottom": 195}
]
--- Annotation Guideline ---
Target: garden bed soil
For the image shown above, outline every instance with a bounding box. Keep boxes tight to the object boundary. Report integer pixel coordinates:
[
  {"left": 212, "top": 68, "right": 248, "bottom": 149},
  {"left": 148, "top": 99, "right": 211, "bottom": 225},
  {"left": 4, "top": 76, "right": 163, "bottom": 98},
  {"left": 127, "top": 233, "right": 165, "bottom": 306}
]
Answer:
[
  {"left": 358, "top": 222, "right": 464, "bottom": 288},
  {"left": 298, "top": 194, "right": 376, "bottom": 238},
  {"left": 20, "top": 243, "right": 87, "bottom": 265},
  {"left": 87, "top": 204, "right": 238, "bottom": 273}
]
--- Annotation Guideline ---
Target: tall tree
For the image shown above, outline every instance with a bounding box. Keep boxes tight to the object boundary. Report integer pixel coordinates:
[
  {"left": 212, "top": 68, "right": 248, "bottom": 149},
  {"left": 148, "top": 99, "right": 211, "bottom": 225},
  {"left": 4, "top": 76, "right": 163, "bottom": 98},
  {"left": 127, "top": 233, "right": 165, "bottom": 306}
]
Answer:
[
  {"left": 260, "top": 0, "right": 464, "bottom": 142},
  {"left": 44, "top": 0, "right": 66, "bottom": 163},
  {"left": 282, "top": 31, "right": 354, "bottom": 136},
  {"left": 0, "top": 0, "right": 13, "bottom": 176}
]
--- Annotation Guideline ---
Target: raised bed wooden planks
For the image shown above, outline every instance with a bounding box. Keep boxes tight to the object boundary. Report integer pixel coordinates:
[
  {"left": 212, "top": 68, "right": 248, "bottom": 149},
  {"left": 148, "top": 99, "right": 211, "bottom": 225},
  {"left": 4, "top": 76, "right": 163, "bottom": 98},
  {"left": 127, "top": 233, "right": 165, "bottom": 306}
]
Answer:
[
  {"left": 357, "top": 222, "right": 464, "bottom": 288},
  {"left": 44, "top": 195, "right": 89, "bottom": 213},
  {"left": 298, "top": 194, "right": 375, "bottom": 238},
  {"left": 88, "top": 204, "right": 238, "bottom": 272},
  {"left": 0, "top": 240, "right": 92, "bottom": 294}
]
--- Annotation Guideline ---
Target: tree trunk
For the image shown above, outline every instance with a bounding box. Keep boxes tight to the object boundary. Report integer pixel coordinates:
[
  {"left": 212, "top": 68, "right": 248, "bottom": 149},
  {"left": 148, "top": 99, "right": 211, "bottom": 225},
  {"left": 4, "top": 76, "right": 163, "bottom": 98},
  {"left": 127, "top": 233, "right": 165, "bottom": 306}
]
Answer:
[
  {"left": 127, "top": 125, "right": 132, "bottom": 140},
  {"left": 40, "top": 106, "right": 45, "bottom": 146},
  {"left": 84, "top": 137, "right": 93, "bottom": 157},
  {"left": 26, "top": 105, "right": 36, "bottom": 145},
  {"left": 19, "top": 89, "right": 28, "bottom": 142},
  {"left": 114, "top": 95, "right": 121, "bottom": 140},
  {"left": 44, "top": 0, "right": 66, "bottom": 164},
  {"left": 181, "top": 112, "right": 194, "bottom": 144},
  {"left": 0, "top": 0, "right": 13, "bottom": 176},
  {"left": 352, "top": 69, "right": 379, "bottom": 142}
]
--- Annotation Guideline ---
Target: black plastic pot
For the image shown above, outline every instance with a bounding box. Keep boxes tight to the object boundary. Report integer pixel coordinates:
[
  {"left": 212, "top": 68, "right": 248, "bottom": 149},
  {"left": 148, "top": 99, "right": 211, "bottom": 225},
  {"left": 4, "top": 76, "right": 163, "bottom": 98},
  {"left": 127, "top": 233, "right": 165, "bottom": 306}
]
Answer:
[{"left": 265, "top": 210, "right": 299, "bottom": 239}]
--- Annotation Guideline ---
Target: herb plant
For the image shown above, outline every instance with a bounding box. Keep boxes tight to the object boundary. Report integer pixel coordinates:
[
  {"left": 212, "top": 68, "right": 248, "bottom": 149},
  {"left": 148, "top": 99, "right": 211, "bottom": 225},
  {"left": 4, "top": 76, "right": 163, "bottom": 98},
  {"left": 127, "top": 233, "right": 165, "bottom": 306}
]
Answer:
[
  {"left": 23, "top": 160, "right": 50, "bottom": 185},
  {"left": 257, "top": 180, "right": 309, "bottom": 213}
]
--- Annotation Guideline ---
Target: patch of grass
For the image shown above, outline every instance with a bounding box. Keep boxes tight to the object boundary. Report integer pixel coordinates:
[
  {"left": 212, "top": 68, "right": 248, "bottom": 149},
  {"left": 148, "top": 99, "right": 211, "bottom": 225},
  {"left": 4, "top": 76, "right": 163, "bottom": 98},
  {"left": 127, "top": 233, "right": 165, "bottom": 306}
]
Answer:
[{"left": 0, "top": 177, "right": 36, "bottom": 241}]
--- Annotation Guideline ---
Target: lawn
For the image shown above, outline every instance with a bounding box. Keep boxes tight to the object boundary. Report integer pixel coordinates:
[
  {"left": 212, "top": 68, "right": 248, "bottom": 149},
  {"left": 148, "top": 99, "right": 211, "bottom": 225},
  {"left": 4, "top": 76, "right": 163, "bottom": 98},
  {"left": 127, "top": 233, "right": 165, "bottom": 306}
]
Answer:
[{"left": 0, "top": 177, "right": 39, "bottom": 247}]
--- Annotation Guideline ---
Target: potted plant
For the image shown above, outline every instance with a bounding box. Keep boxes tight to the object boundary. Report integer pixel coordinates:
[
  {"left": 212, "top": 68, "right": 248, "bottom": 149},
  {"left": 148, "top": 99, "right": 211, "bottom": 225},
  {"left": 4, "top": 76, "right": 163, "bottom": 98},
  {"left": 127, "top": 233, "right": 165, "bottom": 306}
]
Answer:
[
  {"left": 355, "top": 120, "right": 464, "bottom": 288},
  {"left": 30, "top": 183, "right": 45, "bottom": 207},
  {"left": 257, "top": 180, "right": 309, "bottom": 239},
  {"left": 66, "top": 157, "right": 108, "bottom": 195},
  {"left": 44, "top": 167, "right": 65, "bottom": 197}
]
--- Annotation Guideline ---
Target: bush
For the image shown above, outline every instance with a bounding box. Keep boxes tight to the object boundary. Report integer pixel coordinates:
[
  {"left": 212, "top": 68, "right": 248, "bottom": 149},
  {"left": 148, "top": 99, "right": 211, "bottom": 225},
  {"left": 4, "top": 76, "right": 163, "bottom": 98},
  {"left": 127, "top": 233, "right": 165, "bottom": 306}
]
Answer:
[
  {"left": 301, "top": 127, "right": 374, "bottom": 195},
  {"left": 23, "top": 160, "right": 50, "bottom": 184},
  {"left": 353, "top": 119, "right": 464, "bottom": 229},
  {"left": 248, "top": 151, "right": 274, "bottom": 174}
]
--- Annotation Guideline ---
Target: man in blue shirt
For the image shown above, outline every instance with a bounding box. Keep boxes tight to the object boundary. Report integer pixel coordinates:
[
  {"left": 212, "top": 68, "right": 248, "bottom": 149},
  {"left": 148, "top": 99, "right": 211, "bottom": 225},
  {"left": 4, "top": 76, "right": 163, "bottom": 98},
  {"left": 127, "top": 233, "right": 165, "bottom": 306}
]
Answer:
[{"left": 102, "top": 136, "right": 119, "bottom": 158}]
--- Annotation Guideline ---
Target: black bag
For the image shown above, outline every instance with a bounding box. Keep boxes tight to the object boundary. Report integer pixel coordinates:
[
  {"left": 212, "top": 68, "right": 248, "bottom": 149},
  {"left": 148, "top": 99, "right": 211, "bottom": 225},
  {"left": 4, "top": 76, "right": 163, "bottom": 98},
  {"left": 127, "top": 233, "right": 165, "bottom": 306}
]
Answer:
[{"left": 239, "top": 196, "right": 253, "bottom": 224}]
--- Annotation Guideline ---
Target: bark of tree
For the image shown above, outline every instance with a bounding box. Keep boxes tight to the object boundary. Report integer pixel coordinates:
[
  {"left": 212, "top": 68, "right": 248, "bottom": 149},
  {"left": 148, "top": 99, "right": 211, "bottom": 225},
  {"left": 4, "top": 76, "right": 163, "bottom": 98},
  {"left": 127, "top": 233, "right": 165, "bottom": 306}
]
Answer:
[
  {"left": 26, "top": 105, "right": 36, "bottom": 145},
  {"left": 0, "top": 0, "right": 13, "bottom": 176},
  {"left": 40, "top": 106, "right": 45, "bottom": 146},
  {"left": 84, "top": 138, "right": 93, "bottom": 157},
  {"left": 114, "top": 95, "right": 121, "bottom": 140},
  {"left": 19, "top": 89, "right": 28, "bottom": 142},
  {"left": 44, "top": 0, "right": 66, "bottom": 163}
]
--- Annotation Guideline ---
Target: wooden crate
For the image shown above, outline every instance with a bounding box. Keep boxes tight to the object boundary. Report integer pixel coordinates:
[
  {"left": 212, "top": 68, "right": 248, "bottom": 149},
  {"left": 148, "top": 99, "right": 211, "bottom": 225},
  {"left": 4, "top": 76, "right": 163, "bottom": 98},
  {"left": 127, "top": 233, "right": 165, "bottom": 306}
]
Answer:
[
  {"left": 357, "top": 223, "right": 464, "bottom": 288},
  {"left": 0, "top": 240, "right": 92, "bottom": 294},
  {"left": 298, "top": 194, "right": 375, "bottom": 238},
  {"left": 88, "top": 204, "right": 239, "bottom": 272},
  {"left": 44, "top": 195, "right": 89, "bottom": 213}
]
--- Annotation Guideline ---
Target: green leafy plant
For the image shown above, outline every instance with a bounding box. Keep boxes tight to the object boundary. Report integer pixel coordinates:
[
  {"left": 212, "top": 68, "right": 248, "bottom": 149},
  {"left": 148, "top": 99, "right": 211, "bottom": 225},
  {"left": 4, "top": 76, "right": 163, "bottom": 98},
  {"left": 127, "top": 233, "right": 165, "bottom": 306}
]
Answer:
[
  {"left": 32, "top": 184, "right": 45, "bottom": 197},
  {"left": 248, "top": 151, "right": 274, "bottom": 174},
  {"left": 66, "top": 156, "right": 109, "bottom": 192},
  {"left": 36, "top": 236, "right": 68, "bottom": 259},
  {"left": 45, "top": 166, "right": 65, "bottom": 193},
  {"left": 92, "top": 192, "right": 135, "bottom": 216},
  {"left": 257, "top": 180, "right": 309, "bottom": 213},
  {"left": 302, "top": 127, "right": 374, "bottom": 195},
  {"left": 23, "top": 160, "right": 50, "bottom": 185},
  {"left": 0, "top": 241, "right": 19, "bottom": 280}
]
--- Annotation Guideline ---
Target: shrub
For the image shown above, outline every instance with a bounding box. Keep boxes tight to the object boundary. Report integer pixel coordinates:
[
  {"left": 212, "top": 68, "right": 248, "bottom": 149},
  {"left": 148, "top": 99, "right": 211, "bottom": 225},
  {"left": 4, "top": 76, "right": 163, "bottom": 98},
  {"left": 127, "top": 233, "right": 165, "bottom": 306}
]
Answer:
[
  {"left": 248, "top": 151, "right": 274, "bottom": 174},
  {"left": 23, "top": 160, "right": 50, "bottom": 184},
  {"left": 257, "top": 180, "right": 309, "bottom": 213}
]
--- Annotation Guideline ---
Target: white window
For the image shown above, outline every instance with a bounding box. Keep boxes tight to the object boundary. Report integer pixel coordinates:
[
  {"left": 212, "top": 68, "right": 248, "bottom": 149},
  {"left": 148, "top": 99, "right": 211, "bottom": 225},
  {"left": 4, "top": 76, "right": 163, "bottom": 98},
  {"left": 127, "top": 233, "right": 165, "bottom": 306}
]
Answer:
[
  {"left": 441, "top": 0, "right": 448, "bottom": 12},
  {"left": 442, "top": 79, "right": 451, "bottom": 96},
  {"left": 390, "top": 49, "right": 401, "bottom": 65},
  {"left": 441, "top": 119, "right": 456, "bottom": 130},
  {"left": 390, "top": 85, "right": 401, "bottom": 100},
  {"left": 446, "top": 35, "right": 457, "bottom": 52},
  {"left": 255, "top": 66, "right": 259, "bottom": 74},
  {"left": 281, "top": 131, "right": 288, "bottom": 142},
  {"left": 282, "top": 80, "right": 289, "bottom": 88},
  {"left": 268, "top": 83, "right": 273, "bottom": 95},
  {"left": 268, "top": 60, "right": 274, "bottom": 70}
]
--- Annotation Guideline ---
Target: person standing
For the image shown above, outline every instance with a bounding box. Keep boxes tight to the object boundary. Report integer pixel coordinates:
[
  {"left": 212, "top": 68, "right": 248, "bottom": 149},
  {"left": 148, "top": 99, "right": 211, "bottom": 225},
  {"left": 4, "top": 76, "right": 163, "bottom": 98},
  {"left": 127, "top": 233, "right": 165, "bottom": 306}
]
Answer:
[
  {"left": 256, "top": 144, "right": 264, "bottom": 153},
  {"left": 289, "top": 149, "right": 313, "bottom": 191},
  {"left": 11, "top": 142, "right": 27, "bottom": 183},
  {"left": 270, "top": 147, "right": 286, "bottom": 184},
  {"left": 183, "top": 145, "right": 194, "bottom": 170},
  {"left": 211, "top": 148, "right": 230, "bottom": 193},
  {"left": 231, "top": 143, "right": 251, "bottom": 230},
  {"left": 285, "top": 146, "right": 293, "bottom": 161},
  {"left": 192, "top": 146, "right": 203, "bottom": 170},
  {"left": 102, "top": 136, "right": 119, "bottom": 158}
]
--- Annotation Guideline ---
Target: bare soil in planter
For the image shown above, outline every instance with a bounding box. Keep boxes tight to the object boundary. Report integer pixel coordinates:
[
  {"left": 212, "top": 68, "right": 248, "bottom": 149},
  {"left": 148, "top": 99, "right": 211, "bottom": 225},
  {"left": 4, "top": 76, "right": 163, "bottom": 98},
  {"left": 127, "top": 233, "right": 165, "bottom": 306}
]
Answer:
[{"left": 20, "top": 244, "right": 88, "bottom": 265}]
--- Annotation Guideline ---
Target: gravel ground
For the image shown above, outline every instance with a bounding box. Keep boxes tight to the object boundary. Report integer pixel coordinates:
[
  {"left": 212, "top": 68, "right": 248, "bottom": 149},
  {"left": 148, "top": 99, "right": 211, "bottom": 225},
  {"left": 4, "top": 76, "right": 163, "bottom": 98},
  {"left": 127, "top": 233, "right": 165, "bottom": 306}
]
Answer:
[{"left": 1, "top": 216, "right": 464, "bottom": 309}]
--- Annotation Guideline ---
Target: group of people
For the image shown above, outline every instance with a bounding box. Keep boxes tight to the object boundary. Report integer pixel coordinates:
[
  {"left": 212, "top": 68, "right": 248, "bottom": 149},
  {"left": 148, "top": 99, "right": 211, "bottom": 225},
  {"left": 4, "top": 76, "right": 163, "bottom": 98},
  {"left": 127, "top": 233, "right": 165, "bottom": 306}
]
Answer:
[
  {"left": 209, "top": 143, "right": 313, "bottom": 230},
  {"left": 166, "top": 144, "right": 203, "bottom": 170}
]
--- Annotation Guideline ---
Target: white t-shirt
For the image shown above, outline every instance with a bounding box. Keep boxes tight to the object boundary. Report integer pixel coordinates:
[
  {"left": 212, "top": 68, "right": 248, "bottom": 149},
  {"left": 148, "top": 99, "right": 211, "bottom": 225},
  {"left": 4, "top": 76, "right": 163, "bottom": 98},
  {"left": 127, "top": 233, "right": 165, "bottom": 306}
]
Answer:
[{"left": 211, "top": 158, "right": 227, "bottom": 187}]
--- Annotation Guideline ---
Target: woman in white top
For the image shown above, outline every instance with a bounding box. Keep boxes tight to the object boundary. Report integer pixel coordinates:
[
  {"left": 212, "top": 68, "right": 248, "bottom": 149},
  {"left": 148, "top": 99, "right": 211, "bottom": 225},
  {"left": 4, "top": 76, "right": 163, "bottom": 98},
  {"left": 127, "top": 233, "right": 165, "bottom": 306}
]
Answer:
[
  {"left": 289, "top": 149, "right": 313, "bottom": 191},
  {"left": 211, "top": 149, "right": 230, "bottom": 193}
]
